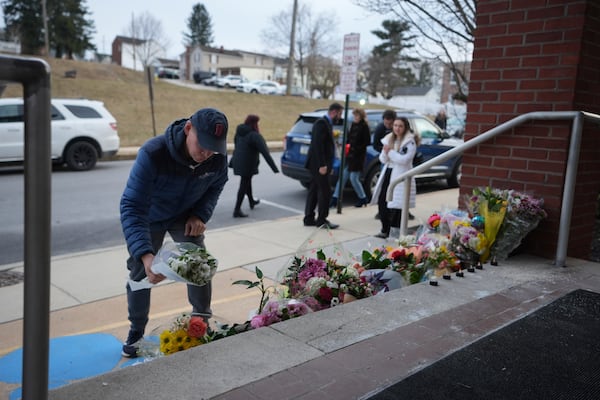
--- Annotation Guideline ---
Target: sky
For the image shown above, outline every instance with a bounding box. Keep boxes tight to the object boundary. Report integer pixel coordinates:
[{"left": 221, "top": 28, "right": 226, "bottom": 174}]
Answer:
[{"left": 88, "top": 0, "right": 389, "bottom": 59}]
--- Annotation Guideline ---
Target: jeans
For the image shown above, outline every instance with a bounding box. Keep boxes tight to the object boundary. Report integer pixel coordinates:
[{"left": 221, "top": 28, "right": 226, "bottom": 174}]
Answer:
[
  {"left": 125, "top": 216, "right": 212, "bottom": 334},
  {"left": 333, "top": 167, "right": 367, "bottom": 200}
]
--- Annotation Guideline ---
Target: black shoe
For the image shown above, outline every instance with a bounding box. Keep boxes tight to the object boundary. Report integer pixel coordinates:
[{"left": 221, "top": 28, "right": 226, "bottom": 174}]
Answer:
[
  {"left": 249, "top": 199, "right": 260, "bottom": 209},
  {"left": 354, "top": 197, "right": 368, "bottom": 207},
  {"left": 303, "top": 219, "right": 317, "bottom": 226},
  {"left": 318, "top": 220, "right": 339, "bottom": 230},
  {"left": 121, "top": 329, "right": 143, "bottom": 358},
  {"left": 329, "top": 197, "right": 338, "bottom": 208},
  {"left": 374, "top": 213, "right": 380, "bottom": 220},
  {"left": 233, "top": 210, "right": 248, "bottom": 218},
  {"left": 374, "top": 232, "right": 388, "bottom": 239},
  {"left": 409, "top": 212, "right": 415, "bottom": 220}
]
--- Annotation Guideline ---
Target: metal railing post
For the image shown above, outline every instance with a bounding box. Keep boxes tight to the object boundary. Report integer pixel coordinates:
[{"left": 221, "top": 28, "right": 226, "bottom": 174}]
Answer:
[{"left": 0, "top": 55, "right": 52, "bottom": 400}]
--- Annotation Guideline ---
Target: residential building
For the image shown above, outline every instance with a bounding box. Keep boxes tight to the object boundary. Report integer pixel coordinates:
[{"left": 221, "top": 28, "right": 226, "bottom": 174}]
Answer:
[{"left": 112, "top": 36, "right": 166, "bottom": 71}]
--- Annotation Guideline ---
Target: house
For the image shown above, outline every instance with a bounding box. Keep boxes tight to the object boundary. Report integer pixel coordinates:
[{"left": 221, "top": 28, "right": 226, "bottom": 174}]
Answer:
[
  {"left": 112, "top": 35, "right": 166, "bottom": 71},
  {"left": 180, "top": 45, "right": 288, "bottom": 84},
  {"left": 386, "top": 86, "right": 441, "bottom": 114}
]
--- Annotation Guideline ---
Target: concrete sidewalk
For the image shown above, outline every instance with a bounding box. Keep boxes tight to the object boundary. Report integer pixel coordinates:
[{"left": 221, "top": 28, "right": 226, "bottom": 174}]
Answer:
[{"left": 2, "top": 187, "right": 599, "bottom": 400}]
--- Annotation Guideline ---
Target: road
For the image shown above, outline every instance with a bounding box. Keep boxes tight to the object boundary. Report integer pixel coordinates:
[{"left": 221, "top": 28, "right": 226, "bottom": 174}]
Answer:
[
  {"left": 0, "top": 151, "right": 447, "bottom": 266},
  {"left": 0, "top": 152, "right": 356, "bottom": 266}
]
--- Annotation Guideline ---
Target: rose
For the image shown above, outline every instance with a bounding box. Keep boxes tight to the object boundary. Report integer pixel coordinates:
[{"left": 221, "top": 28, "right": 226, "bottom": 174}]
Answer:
[
  {"left": 428, "top": 213, "right": 441, "bottom": 230},
  {"left": 187, "top": 316, "right": 207, "bottom": 338}
]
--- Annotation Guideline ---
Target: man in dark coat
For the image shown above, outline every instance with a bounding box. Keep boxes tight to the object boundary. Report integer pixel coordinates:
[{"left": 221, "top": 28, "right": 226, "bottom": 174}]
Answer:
[
  {"left": 372, "top": 109, "right": 396, "bottom": 153},
  {"left": 231, "top": 114, "right": 279, "bottom": 217},
  {"left": 120, "top": 108, "right": 228, "bottom": 358},
  {"left": 303, "top": 102, "right": 343, "bottom": 229}
]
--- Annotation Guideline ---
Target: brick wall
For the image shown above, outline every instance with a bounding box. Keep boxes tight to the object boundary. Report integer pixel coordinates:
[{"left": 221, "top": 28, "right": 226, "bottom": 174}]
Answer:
[{"left": 461, "top": 0, "right": 600, "bottom": 261}]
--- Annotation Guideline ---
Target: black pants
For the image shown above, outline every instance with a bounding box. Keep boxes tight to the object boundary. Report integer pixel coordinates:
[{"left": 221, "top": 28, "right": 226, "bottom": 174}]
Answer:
[
  {"left": 126, "top": 217, "right": 211, "bottom": 335},
  {"left": 378, "top": 168, "right": 395, "bottom": 235},
  {"left": 234, "top": 175, "right": 254, "bottom": 211},
  {"left": 304, "top": 172, "right": 331, "bottom": 224}
]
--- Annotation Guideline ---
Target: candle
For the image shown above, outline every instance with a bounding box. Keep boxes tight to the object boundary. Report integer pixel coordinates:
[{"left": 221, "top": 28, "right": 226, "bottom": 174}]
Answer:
[
  {"left": 429, "top": 276, "right": 439, "bottom": 286},
  {"left": 456, "top": 270, "right": 465, "bottom": 278},
  {"left": 467, "top": 265, "right": 475, "bottom": 273},
  {"left": 443, "top": 273, "right": 451, "bottom": 280},
  {"left": 476, "top": 260, "right": 483, "bottom": 270},
  {"left": 491, "top": 256, "right": 498, "bottom": 266}
]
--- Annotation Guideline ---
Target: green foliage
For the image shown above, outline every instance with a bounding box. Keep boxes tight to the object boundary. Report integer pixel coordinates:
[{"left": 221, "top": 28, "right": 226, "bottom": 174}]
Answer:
[
  {"left": 183, "top": 2, "right": 214, "bottom": 47},
  {"left": 232, "top": 266, "right": 272, "bottom": 314},
  {"left": 1, "top": 0, "right": 95, "bottom": 58},
  {"left": 361, "top": 248, "right": 392, "bottom": 270},
  {"left": 365, "top": 19, "right": 419, "bottom": 99}
]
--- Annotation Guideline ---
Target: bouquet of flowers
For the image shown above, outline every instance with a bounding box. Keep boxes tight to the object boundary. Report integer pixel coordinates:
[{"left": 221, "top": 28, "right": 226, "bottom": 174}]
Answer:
[
  {"left": 129, "top": 242, "right": 218, "bottom": 291},
  {"left": 450, "top": 220, "right": 488, "bottom": 264},
  {"left": 158, "top": 313, "right": 209, "bottom": 356},
  {"left": 468, "top": 187, "right": 508, "bottom": 262},
  {"left": 280, "top": 250, "right": 378, "bottom": 310},
  {"left": 421, "top": 242, "right": 460, "bottom": 276},
  {"left": 491, "top": 190, "right": 547, "bottom": 260}
]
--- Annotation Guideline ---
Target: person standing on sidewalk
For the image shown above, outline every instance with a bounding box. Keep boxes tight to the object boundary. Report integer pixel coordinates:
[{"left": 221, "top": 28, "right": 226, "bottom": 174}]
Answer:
[
  {"left": 230, "top": 114, "right": 279, "bottom": 218},
  {"left": 120, "top": 108, "right": 229, "bottom": 358},
  {"left": 330, "top": 107, "right": 371, "bottom": 208},
  {"left": 371, "top": 116, "right": 420, "bottom": 238},
  {"left": 303, "top": 102, "right": 343, "bottom": 230}
]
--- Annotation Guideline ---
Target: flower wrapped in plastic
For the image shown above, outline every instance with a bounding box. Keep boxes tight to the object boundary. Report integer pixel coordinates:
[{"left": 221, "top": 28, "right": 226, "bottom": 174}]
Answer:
[
  {"left": 129, "top": 242, "right": 218, "bottom": 291},
  {"left": 421, "top": 242, "right": 460, "bottom": 276},
  {"left": 470, "top": 187, "right": 508, "bottom": 262},
  {"left": 491, "top": 190, "right": 547, "bottom": 260},
  {"left": 450, "top": 221, "right": 488, "bottom": 265},
  {"left": 158, "top": 313, "right": 209, "bottom": 356}
]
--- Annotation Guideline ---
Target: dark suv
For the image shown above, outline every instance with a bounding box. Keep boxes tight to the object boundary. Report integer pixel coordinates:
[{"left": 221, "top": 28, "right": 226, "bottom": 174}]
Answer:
[{"left": 280, "top": 109, "right": 462, "bottom": 198}]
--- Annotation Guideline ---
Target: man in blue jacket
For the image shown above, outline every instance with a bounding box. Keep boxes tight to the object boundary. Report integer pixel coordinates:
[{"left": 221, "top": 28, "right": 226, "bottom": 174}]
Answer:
[{"left": 120, "top": 108, "right": 229, "bottom": 357}]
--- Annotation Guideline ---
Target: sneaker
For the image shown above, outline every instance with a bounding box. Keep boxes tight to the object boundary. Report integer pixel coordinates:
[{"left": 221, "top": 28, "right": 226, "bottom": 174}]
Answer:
[
  {"left": 318, "top": 220, "right": 339, "bottom": 230},
  {"left": 121, "top": 329, "right": 143, "bottom": 358}
]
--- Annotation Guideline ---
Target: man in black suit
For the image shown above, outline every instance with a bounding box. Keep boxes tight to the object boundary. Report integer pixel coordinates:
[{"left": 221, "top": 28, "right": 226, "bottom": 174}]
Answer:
[{"left": 303, "top": 102, "right": 344, "bottom": 230}]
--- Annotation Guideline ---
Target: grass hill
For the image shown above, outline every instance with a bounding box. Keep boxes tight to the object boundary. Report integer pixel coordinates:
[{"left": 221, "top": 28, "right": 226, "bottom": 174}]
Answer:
[{"left": 2, "top": 57, "right": 381, "bottom": 146}]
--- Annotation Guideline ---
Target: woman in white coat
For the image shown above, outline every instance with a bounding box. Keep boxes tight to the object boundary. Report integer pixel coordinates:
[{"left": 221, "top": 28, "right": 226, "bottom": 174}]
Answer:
[{"left": 371, "top": 117, "right": 420, "bottom": 238}]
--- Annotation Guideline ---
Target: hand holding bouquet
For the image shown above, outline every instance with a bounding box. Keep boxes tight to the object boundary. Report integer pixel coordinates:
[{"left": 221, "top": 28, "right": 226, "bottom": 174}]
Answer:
[{"left": 129, "top": 242, "right": 218, "bottom": 291}]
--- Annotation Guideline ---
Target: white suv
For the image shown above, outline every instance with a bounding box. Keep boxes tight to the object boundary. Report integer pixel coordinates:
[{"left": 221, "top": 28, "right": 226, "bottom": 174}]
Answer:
[{"left": 0, "top": 98, "right": 120, "bottom": 171}]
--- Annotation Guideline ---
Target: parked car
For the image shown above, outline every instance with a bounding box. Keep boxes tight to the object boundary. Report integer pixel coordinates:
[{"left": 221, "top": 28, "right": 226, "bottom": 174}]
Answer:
[
  {"left": 193, "top": 70, "right": 215, "bottom": 84},
  {"left": 237, "top": 80, "right": 281, "bottom": 95},
  {"left": 202, "top": 76, "right": 218, "bottom": 86},
  {"left": 216, "top": 75, "right": 247, "bottom": 88},
  {"left": 157, "top": 67, "right": 179, "bottom": 79},
  {"left": 0, "top": 98, "right": 120, "bottom": 171},
  {"left": 280, "top": 109, "right": 462, "bottom": 198},
  {"left": 278, "top": 85, "right": 309, "bottom": 97}
]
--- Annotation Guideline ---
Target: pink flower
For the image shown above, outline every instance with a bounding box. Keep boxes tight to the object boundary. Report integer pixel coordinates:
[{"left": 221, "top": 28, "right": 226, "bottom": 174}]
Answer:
[{"left": 250, "top": 314, "right": 269, "bottom": 328}]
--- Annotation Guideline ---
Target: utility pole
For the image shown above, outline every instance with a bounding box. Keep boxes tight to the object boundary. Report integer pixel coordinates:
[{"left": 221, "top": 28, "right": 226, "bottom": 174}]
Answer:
[
  {"left": 41, "top": 0, "right": 49, "bottom": 56},
  {"left": 286, "top": 0, "right": 298, "bottom": 96}
]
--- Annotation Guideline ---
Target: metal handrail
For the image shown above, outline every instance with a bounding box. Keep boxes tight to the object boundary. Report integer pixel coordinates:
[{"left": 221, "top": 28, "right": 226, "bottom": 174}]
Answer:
[{"left": 387, "top": 111, "right": 600, "bottom": 268}]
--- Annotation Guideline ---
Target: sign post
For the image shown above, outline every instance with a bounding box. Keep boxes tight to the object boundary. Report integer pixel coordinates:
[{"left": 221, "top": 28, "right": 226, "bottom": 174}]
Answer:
[{"left": 337, "top": 33, "right": 360, "bottom": 214}]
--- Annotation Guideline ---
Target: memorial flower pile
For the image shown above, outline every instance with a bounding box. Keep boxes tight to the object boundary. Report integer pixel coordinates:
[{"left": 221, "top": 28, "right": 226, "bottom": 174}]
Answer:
[{"left": 159, "top": 313, "right": 209, "bottom": 355}]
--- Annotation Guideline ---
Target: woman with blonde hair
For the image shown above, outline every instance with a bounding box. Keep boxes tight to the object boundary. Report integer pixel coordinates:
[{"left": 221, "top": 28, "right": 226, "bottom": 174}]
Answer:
[
  {"left": 371, "top": 116, "right": 420, "bottom": 238},
  {"left": 330, "top": 107, "right": 371, "bottom": 208}
]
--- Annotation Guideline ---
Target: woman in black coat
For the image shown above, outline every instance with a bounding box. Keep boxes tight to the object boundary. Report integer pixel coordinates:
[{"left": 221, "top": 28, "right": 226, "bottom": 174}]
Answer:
[
  {"left": 231, "top": 114, "right": 279, "bottom": 217},
  {"left": 331, "top": 108, "right": 371, "bottom": 207}
]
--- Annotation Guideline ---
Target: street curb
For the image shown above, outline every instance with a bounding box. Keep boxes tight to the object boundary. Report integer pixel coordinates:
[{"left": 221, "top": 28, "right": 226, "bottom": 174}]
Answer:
[{"left": 110, "top": 141, "right": 284, "bottom": 161}]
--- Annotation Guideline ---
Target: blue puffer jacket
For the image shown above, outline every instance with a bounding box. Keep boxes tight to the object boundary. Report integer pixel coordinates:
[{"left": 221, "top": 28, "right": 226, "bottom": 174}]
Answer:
[{"left": 120, "top": 118, "right": 228, "bottom": 260}]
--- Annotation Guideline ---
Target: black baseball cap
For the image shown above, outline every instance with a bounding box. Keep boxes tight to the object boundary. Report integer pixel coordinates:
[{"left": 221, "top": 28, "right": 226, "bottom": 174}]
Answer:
[{"left": 190, "top": 108, "right": 228, "bottom": 154}]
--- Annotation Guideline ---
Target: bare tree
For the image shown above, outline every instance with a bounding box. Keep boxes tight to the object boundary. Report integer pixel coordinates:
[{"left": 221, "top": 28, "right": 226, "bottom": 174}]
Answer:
[
  {"left": 260, "top": 3, "right": 340, "bottom": 89},
  {"left": 124, "top": 11, "right": 169, "bottom": 69},
  {"left": 354, "top": 0, "right": 475, "bottom": 101}
]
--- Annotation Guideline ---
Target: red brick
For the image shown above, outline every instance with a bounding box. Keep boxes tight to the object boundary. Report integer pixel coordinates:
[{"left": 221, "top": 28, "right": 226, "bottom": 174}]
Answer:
[
  {"left": 519, "top": 79, "right": 557, "bottom": 90},
  {"left": 483, "top": 81, "right": 518, "bottom": 91},
  {"left": 502, "top": 68, "right": 539, "bottom": 79},
  {"left": 477, "top": 144, "right": 511, "bottom": 157},
  {"left": 531, "top": 137, "right": 569, "bottom": 150},
  {"left": 512, "top": 148, "right": 549, "bottom": 159},
  {"left": 491, "top": 11, "right": 526, "bottom": 24},
  {"left": 529, "top": 5, "right": 569, "bottom": 19},
  {"left": 477, "top": 1, "right": 510, "bottom": 14},
  {"left": 474, "top": 47, "right": 505, "bottom": 59},
  {"left": 476, "top": 167, "right": 509, "bottom": 179},
  {"left": 482, "top": 103, "right": 517, "bottom": 114},
  {"left": 542, "top": 42, "right": 581, "bottom": 55},
  {"left": 475, "top": 24, "right": 508, "bottom": 37},
  {"left": 490, "top": 35, "right": 524, "bottom": 47},
  {"left": 525, "top": 31, "right": 565, "bottom": 44},
  {"left": 536, "top": 90, "right": 574, "bottom": 103},
  {"left": 505, "top": 45, "right": 542, "bottom": 57},
  {"left": 494, "top": 157, "right": 527, "bottom": 169},
  {"left": 544, "top": 16, "right": 586, "bottom": 30},
  {"left": 500, "top": 92, "right": 537, "bottom": 103},
  {"left": 494, "top": 135, "right": 531, "bottom": 147},
  {"left": 539, "top": 66, "right": 578, "bottom": 78},
  {"left": 511, "top": 0, "right": 549, "bottom": 8},
  {"left": 508, "top": 21, "right": 545, "bottom": 34},
  {"left": 521, "top": 55, "right": 560, "bottom": 67},
  {"left": 515, "top": 103, "right": 555, "bottom": 113}
]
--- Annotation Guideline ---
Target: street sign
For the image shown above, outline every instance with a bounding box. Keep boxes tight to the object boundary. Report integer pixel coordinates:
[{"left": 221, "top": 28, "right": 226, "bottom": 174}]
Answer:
[{"left": 340, "top": 33, "right": 360, "bottom": 94}]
